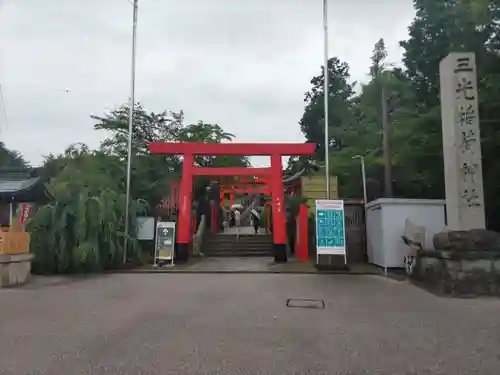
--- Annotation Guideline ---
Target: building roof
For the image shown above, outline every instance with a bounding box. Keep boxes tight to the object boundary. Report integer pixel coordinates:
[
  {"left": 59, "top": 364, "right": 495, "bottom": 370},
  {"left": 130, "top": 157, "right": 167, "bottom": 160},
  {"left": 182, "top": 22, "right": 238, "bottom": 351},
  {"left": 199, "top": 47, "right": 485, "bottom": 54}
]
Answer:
[
  {"left": 0, "top": 177, "right": 39, "bottom": 194},
  {"left": 0, "top": 168, "right": 50, "bottom": 202}
]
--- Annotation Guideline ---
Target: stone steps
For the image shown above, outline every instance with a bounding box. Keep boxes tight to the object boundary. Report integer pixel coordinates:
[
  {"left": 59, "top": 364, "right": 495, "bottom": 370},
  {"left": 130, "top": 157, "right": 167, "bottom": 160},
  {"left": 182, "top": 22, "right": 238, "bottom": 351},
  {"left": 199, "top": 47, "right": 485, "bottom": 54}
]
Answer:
[{"left": 203, "top": 234, "right": 274, "bottom": 257}]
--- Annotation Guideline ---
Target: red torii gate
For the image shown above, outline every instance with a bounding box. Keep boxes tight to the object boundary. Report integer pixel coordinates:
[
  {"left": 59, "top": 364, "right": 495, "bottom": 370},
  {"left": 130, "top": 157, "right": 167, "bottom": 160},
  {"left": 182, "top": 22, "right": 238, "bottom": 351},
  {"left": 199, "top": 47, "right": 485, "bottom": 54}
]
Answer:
[
  {"left": 149, "top": 142, "right": 315, "bottom": 262},
  {"left": 217, "top": 177, "right": 270, "bottom": 208}
]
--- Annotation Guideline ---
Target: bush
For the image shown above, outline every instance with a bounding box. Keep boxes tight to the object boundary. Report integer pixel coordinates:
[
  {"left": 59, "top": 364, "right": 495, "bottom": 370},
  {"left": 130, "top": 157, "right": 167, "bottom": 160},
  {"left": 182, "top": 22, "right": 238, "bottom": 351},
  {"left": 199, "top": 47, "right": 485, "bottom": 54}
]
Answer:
[
  {"left": 28, "top": 148, "right": 148, "bottom": 274},
  {"left": 29, "top": 188, "right": 147, "bottom": 274}
]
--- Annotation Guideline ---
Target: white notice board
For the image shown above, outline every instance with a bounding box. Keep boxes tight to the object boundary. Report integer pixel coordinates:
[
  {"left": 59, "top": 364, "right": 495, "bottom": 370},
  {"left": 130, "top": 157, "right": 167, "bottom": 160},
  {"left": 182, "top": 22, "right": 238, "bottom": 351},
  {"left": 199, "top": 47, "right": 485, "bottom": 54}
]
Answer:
[
  {"left": 136, "top": 217, "right": 155, "bottom": 240},
  {"left": 154, "top": 221, "right": 176, "bottom": 266},
  {"left": 315, "top": 200, "right": 346, "bottom": 262}
]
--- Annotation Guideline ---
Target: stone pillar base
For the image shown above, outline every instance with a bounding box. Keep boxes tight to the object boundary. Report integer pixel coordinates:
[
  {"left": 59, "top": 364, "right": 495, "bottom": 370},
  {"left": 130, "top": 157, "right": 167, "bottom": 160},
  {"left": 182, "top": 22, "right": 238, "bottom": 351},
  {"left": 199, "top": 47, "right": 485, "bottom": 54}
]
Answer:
[
  {"left": 0, "top": 253, "right": 34, "bottom": 288},
  {"left": 273, "top": 243, "right": 287, "bottom": 263},
  {"left": 174, "top": 243, "right": 189, "bottom": 263},
  {"left": 411, "top": 249, "right": 500, "bottom": 297}
]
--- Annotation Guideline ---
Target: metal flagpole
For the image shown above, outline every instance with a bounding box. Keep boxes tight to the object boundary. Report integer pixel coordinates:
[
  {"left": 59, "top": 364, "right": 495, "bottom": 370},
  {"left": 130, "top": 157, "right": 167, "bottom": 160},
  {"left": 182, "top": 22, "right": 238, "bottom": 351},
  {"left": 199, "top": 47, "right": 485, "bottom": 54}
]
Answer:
[
  {"left": 123, "top": 0, "right": 138, "bottom": 264},
  {"left": 381, "top": 84, "right": 393, "bottom": 197},
  {"left": 323, "top": 0, "right": 330, "bottom": 199}
]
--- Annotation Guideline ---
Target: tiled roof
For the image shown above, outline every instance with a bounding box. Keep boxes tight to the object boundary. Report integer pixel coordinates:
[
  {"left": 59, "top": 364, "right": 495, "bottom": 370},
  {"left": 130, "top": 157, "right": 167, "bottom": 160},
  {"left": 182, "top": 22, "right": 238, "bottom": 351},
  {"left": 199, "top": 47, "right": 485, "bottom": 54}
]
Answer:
[{"left": 0, "top": 177, "right": 39, "bottom": 194}]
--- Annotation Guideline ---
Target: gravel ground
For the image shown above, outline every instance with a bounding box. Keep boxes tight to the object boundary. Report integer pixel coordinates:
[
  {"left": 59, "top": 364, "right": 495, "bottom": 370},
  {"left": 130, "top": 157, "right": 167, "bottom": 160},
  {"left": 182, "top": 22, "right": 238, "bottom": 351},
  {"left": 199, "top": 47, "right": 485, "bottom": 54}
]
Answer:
[{"left": 0, "top": 274, "right": 499, "bottom": 375}]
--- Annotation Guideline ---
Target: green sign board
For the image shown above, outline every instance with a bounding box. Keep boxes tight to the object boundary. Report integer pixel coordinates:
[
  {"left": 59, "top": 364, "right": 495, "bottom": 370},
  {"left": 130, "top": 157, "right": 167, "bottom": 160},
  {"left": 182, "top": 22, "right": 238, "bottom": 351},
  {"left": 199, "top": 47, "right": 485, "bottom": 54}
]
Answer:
[{"left": 315, "top": 200, "right": 346, "bottom": 260}]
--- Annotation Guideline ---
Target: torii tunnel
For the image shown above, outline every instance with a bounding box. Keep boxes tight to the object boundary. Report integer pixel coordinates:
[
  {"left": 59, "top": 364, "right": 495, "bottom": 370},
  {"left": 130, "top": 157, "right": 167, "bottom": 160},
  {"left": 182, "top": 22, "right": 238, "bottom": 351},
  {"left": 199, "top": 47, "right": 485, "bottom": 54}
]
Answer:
[{"left": 149, "top": 142, "right": 316, "bottom": 263}]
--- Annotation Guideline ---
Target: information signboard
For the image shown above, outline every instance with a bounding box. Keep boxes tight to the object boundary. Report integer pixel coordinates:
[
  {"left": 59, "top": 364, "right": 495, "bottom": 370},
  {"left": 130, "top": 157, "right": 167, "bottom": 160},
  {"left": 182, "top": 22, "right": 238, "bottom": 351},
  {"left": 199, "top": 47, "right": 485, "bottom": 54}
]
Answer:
[
  {"left": 154, "top": 221, "right": 175, "bottom": 266},
  {"left": 315, "top": 199, "right": 346, "bottom": 262},
  {"left": 136, "top": 217, "right": 155, "bottom": 240}
]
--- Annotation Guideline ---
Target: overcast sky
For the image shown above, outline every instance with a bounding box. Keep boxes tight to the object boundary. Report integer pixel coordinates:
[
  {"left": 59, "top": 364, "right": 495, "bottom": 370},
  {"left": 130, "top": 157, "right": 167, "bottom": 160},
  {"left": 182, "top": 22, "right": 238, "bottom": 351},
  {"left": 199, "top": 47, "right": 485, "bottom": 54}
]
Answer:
[{"left": 0, "top": 0, "right": 415, "bottom": 167}]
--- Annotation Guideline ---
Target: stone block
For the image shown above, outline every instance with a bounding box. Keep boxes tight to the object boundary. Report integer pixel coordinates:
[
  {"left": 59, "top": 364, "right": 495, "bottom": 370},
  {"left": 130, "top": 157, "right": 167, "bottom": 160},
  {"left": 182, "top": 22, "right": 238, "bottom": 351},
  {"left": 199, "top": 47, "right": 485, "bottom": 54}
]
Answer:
[
  {"left": 461, "top": 259, "right": 492, "bottom": 273},
  {"left": 487, "top": 281, "right": 499, "bottom": 295},
  {"left": 0, "top": 253, "right": 33, "bottom": 288},
  {"left": 411, "top": 249, "right": 500, "bottom": 297},
  {"left": 425, "top": 256, "right": 444, "bottom": 271},
  {"left": 444, "top": 259, "right": 462, "bottom": 273},
  {"left": 493, "top": 260, "right": 500, "bottom": 273},
  {"left": 433, "top": 230, "right": 500, "bottom": 251}
]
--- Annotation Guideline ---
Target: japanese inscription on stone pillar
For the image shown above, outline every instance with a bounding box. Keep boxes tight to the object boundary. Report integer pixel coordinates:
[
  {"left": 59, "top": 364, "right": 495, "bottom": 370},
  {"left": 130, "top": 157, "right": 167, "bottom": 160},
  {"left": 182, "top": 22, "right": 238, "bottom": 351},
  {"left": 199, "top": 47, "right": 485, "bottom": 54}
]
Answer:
[{"left": 439, "top": 52, "right": 485, "bottom": 230}]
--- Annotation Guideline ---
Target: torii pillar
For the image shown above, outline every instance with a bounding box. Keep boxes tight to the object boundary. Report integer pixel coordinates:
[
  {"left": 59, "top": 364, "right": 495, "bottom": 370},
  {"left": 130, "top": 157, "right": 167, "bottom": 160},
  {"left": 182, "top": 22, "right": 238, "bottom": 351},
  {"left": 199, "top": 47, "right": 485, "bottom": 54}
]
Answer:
[{"left": 270, "top": 154, "right": 287, "bottom": 261}]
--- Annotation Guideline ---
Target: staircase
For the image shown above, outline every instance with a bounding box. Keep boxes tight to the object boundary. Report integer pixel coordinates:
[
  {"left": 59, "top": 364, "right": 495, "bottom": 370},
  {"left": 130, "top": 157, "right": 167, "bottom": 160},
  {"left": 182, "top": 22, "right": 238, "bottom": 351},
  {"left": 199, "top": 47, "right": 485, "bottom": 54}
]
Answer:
[{"left": 202, "top": 233, "right": 274, "bottom": 257}]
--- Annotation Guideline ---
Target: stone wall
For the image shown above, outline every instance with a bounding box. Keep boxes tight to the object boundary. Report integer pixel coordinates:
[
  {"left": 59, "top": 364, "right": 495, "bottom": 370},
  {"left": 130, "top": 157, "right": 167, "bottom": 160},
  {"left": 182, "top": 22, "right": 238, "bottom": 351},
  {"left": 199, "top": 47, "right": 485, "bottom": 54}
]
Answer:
[{"left": 411, "top": 249, "right": 500, "bottom": 296}]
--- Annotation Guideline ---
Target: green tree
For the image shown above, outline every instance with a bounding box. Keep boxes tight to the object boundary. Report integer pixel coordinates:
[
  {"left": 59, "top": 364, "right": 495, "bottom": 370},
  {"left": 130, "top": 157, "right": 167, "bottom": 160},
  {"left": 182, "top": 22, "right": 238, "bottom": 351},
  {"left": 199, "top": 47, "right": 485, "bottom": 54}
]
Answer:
[
  {"left": 298, "top": 45, "right": 397, "bottom": 199},
  {"left": 0, "top": 141, "right": 29, "bottom": 169},
  {"left": 31, "top": 103, "right": 258, "bottom": 273},
  {"left": 93, "top": 103, "right": 182, "bottom": 157},
  {"left": 93, "top": 104, "right": 183, "bottom": 208},
  {"left": 399, "top": 0, "right": 500, "bottom": 229},
  {"left": 29, "top": 144, "right": 147, "bottom": 273},
  {"left": 177, "top": 121, "right": 249, "bottom": 169},
  {"left": 370, "top": 38, "right": 388, "bottom": 79},
  {"left": 297, "top": 34, "right": 451, "bottom": 201},
  {"left": 177, "top": 121, "right": 250, "bottom": 199},
  {"left": 401, "top": 0, "right": 500, "bottom": 107},
  {"left": 299, "top": 57, "right": 355, "bottom": 160},
  {"left": 93, "top": 106, "right": 250, "bottom": 206}
]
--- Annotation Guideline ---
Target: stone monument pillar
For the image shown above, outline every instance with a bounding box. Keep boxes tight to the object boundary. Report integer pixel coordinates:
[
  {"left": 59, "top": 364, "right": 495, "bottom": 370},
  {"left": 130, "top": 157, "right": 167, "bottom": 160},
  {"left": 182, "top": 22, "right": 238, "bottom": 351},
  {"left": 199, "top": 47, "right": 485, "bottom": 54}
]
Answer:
[{"left": 439, "top": 52, "right": 485, "bottom": 230}]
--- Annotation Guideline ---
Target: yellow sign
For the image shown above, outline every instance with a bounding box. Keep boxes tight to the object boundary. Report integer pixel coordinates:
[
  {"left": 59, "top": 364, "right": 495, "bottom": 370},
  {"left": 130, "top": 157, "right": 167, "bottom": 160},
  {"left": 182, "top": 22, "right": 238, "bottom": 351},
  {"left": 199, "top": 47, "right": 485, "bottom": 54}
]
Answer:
[
  {"left": 301, "top": 175, "right": 339, "bottom": 213},
  {"left": 155, "top": 222, "right": 176, "bottom": 263},
  {"left": 158, "top": 247, "right": 173, "bottom": 260}
]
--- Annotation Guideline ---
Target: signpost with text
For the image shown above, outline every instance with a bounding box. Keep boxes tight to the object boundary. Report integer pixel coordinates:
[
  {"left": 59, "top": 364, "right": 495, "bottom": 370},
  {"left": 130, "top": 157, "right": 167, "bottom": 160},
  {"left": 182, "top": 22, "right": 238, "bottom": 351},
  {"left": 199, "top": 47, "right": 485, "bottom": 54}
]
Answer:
[
  {"left": 154, "top": 221, "right": 176, "bottom": 266},
  {"left": 315, "top": 199, "right": 346, "bottom": 264},
  {"left": 440, "top": 52, "right": 485, "bottom": 230}
]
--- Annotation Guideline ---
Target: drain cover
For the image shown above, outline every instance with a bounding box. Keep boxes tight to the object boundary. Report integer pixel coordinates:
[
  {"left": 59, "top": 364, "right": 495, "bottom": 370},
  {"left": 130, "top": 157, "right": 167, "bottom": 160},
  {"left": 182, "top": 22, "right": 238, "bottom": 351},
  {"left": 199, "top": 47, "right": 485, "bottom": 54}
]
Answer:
[{"left": 286, "top": 298, "right": 325, "bottom": 309}]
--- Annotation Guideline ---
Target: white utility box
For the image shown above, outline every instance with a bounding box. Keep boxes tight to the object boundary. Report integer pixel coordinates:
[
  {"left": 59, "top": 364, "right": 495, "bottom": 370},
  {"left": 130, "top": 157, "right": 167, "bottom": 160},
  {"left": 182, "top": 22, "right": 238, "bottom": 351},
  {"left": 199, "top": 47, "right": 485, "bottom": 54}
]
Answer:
[{"left": 365, "top": 198, "right": 446, "bottom": 269}]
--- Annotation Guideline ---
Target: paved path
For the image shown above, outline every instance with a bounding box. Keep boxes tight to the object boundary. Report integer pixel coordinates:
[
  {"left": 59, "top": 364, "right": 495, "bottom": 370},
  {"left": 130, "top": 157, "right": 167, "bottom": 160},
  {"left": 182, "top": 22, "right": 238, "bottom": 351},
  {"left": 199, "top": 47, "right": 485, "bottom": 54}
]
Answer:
[
  {"left": 173, "top": 256, "right": 280, "bottom": 272},
  {"left": 147, "top": 257, "right": 317, "bottom": 273},
  {"left": 140, "top": 257, "right": 378, "bottom": 274},
  {"left": 1, "top": 274, "right": 499, "bottom": 374}
]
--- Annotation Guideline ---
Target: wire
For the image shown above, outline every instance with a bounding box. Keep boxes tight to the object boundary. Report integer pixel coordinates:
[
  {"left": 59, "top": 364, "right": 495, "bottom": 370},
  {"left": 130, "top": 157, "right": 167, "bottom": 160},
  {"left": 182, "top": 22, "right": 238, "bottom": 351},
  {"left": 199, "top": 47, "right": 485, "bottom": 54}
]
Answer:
[{"left": 0, "top": 85, "right": 9, "bottom": 130}]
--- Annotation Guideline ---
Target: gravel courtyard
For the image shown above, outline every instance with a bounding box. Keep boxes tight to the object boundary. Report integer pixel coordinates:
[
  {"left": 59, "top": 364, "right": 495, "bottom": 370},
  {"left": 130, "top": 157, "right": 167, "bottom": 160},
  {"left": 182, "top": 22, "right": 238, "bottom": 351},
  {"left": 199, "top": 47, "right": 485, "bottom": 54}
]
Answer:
[{"left": 0, "top": 274, "right": 499, "bottom": 374}]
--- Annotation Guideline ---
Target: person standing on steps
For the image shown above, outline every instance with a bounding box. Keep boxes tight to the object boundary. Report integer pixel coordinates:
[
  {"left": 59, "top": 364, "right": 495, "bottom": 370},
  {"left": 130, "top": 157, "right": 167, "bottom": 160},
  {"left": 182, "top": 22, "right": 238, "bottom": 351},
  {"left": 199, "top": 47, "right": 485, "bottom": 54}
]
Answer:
[
  {"left": 230, "top": 210, "right": 235, "bottom": 227},
  {"left": 233, "top": 208, "right": 241, "bottom": 235},
  {"left": 250, "top": 207, "right": 261, "bottom": 235}
]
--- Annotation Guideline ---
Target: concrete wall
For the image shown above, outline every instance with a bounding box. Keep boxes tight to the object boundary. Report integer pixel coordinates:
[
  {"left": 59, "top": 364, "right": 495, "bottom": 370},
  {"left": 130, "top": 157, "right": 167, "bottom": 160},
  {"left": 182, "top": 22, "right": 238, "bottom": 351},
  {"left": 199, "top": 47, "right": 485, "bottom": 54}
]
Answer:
[{"left": 0, "top": 253, "right": 33, "bottom": 287}]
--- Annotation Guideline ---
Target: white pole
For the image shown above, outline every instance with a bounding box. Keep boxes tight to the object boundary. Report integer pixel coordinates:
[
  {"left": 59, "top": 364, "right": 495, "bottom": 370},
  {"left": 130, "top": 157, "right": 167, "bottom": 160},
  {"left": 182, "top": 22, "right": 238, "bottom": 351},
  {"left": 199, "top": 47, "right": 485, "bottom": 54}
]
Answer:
[
  {"left": 361, "top": 157, "right": 368, "bottom": 206},
  {"left": 323, "top": 0, "right": 330, "bottom": 200},
  {"left": 352, "top": 155, "right": 368, "bottom": 206},
  {"left": 123, "top": 0, "right": 138, "bottom": 264}
]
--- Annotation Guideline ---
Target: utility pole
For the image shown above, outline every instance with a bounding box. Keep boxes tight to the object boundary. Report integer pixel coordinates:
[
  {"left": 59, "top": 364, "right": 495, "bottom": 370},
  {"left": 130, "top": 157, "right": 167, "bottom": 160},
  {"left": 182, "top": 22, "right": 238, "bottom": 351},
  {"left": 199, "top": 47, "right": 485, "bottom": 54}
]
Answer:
[
  {"left": 123, "top": 0, "right": 138, "bottom": 264},
  {"left": 381, "top": 84, "right": 393, "bottom": 197},
  {"left": 352, "top": 155, "right": 367, "bottom": 205},
  {"left": 0, "top": 84, "right": 8, "bottom": 130}
]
